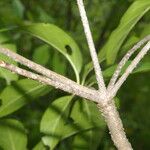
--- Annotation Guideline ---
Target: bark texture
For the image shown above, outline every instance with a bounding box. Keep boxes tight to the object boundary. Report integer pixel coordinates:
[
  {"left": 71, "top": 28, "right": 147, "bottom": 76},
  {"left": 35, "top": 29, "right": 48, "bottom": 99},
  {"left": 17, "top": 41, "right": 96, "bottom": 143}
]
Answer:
[{"left": 98, "top": 101, "right": 133, "bottom": 150}]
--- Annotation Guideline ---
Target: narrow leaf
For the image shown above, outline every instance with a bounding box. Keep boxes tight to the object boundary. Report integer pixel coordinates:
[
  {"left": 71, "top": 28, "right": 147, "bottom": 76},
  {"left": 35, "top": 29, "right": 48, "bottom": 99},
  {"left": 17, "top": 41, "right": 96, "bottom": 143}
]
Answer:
[{"left": 100, "top": 0, "right": 150, "bottom": 64}]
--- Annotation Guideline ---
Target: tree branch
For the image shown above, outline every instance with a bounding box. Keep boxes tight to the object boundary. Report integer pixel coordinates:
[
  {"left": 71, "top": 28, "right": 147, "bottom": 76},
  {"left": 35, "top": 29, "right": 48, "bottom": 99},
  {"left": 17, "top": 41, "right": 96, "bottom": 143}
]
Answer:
[
  {"left": 110, "top": 41, "right": 150, "bottom": 98},
  {"left": 0, "top": 60, "right": 102, "bottom": 103},
  {"left": 107, "top": 35, "right": 150, "bottom": 91},
  {"left": 0, "top": 46, "right": 134, "bottom": 149},
  {"left": 76, "top": 0, "right": 106, "bottom": 95},
  {"left": 0, "top": 47, "right": 84, "bottom": 90}
]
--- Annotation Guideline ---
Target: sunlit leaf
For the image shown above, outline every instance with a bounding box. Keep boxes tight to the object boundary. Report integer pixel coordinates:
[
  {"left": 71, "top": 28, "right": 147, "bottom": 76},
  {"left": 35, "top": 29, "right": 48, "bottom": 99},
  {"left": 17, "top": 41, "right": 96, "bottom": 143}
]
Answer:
[
  {"left": 99, "top": 0, "right": 150, "bottom": 64},
  {"left": 21, "top": 23, "right": 83, "bottom": 82}
]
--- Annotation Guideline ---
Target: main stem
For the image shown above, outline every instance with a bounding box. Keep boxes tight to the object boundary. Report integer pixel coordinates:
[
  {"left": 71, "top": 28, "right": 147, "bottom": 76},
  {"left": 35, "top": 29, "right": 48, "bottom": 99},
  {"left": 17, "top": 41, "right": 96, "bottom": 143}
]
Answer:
[
  {"left": 76, "top": 0, "right": 133, "bottom": 149},
  {"left": 98, "top": 101, "right": 132, "bottom": 150}
]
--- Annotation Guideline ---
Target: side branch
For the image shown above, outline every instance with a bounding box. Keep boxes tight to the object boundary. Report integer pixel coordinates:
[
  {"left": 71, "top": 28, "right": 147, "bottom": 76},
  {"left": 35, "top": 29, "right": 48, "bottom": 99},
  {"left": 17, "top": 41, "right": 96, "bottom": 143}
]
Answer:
[
  {"left": 110, "top": 41, "right": 150, "bottom": 97},
  {"left": 107, "top": 35, "right": 150, "bottom": 91},
  {"left": 76, "top": 0, "right": 106, "bottom": 95},
  {"left": 0, "top": 48, "right": 74, "bottom": 86},
  {"left": 0, "top": 59, "right": 102, "bottom": 104}
]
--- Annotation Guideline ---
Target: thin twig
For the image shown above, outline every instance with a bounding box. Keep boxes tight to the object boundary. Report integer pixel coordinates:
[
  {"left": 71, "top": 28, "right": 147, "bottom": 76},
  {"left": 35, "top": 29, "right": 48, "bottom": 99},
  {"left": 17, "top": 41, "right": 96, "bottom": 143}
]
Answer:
[
  {"left": 107, "top": 35, "right": 150, "bottom": 91},
  {"left": 0, "top": 60, "right": 101, "bottom": 103},
  {"left": 76, "top": 0, "right": 106, "bottom": 95},
  {"left": 110, "top": 41, "right": 150, "bottom": 98}
]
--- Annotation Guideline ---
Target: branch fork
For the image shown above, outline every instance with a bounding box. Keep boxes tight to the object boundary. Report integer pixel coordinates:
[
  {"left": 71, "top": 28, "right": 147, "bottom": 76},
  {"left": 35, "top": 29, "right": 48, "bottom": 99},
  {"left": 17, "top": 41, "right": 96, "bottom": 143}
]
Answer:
[{"left": 0, "top": 0, "right": 150, "bottom": 149}]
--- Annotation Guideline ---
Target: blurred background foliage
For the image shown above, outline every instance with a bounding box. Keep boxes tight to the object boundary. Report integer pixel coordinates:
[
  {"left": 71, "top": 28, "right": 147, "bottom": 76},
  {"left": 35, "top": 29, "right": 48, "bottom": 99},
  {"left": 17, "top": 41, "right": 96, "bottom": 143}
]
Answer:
[{"left": 0, "top": 0, "right": 150, "bottom": 150}]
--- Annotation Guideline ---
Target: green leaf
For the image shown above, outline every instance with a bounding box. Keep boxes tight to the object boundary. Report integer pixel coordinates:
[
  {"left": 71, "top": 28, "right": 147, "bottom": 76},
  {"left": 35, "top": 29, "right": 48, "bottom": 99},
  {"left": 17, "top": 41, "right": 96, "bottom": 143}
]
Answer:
[
  {"left": 33, "top": 141, "right": 47, "bottom": 150},
  {"left": 22, "top": 23, "right": 83, "bottom": 83},
  {"left": 40, "top": 96, "right": 73, "bottom": 149},
  {"left": 0, "top": 43, "right": 18, "bottom": 84},
  {"left": 91, "top": 1, "right": 150, "bottom": 81},
  {"left": 40, "top": 96, "right": 105, "bottom": 149},
  {"left": 52, "top": 51, "right": 66, "bottom": 75},
  {"left": 0, "top": 79, "right": 51, "bottom": 117},
  {"left": 0, "top": 119, "right": 27, "bottom": 150},
  {"left": 101, "top": 0, "right": 150, "bottom": 65},
  {"left": 71, "top": 100, "right": 105, "bottom": 130},
  {"left": 32, "top": 45, "right": 50, "bottom": 66}
]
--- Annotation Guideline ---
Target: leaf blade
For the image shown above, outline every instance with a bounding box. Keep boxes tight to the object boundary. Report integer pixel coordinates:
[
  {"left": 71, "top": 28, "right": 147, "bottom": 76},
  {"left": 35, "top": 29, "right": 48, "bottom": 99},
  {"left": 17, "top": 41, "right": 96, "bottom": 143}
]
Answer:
[
  {"left": 100, "top": 0, "right": 150, "bottom": 64},
  {"left": 22, "top": 23, "right": 83, "bottom": 82},
  {"left": 0, "top": 79, "right": 51, "bottom": 117},
  {"left": 40, "top": 96, "right": 105, "bottom": 149},
  {"left": 0, "top": 119, "right": 27, "bottom": 150}
]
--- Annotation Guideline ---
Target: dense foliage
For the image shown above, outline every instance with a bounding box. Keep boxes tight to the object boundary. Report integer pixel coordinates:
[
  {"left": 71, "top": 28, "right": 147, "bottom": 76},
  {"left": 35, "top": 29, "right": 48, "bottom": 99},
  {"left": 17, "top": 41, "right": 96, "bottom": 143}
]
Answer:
[{"left": 0, "top": 0, "right": 150, "bottom": 149}]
